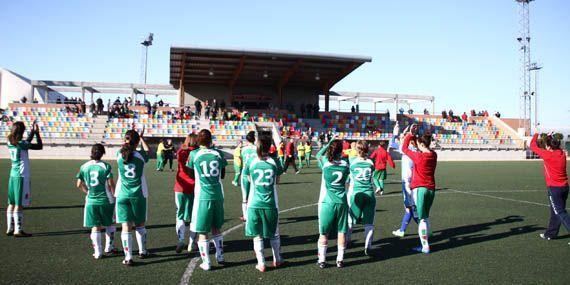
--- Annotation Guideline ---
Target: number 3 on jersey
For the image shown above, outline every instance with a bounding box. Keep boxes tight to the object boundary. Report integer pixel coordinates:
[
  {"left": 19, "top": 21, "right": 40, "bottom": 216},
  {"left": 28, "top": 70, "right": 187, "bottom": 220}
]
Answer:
[{"left": 199, "top": 161, "right": 220, "bottom": 177}]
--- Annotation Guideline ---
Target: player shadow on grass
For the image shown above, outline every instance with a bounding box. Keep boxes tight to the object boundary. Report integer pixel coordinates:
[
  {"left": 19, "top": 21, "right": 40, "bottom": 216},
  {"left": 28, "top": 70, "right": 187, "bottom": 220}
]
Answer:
[
  {"left": 25, "top": 204, "right": 85, "bottom": 210},
  {"left": 344, "top": 215, "right": 544, "bottom": 267}
]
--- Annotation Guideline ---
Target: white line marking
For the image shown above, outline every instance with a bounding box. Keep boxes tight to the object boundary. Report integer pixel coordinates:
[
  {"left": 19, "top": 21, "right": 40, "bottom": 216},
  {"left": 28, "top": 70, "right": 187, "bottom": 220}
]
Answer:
[
  {"left": 179, "top": 202, "right": 318, "bottom": 285},
  {"left": 447, "top": 189, "right": 548, "bottom": 207},
  {"left": 180, "top": 188, "right": 546, "bottom": 284}
]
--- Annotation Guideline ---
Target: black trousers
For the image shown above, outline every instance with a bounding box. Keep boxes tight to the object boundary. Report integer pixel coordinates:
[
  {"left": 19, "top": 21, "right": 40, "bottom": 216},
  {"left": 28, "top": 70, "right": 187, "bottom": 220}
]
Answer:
[
  {"left": 544, "top": 185, "right": 570, "bottom": 237},
  {"left": 283, "top": 155, "right": 298, "bottom": 173}
]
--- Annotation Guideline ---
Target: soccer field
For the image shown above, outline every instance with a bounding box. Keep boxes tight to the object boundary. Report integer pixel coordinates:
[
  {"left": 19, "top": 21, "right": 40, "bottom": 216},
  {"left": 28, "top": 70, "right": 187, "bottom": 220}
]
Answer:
[{"left": 0, "top": 159, "right": 568, "bottom": 284}]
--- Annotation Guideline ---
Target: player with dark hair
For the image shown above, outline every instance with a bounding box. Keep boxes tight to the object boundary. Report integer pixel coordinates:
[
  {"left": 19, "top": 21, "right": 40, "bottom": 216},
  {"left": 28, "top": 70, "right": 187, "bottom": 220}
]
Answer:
[
  {"left": 76, "top": 144, "right": 117, "bottom": 259},
  {"left": 370, "top": 140, "right": 395, "bottom": 195},
  {"left": 315, "top": 136, "right": 350, "bottom": 268},
  {"left": 243, "top": 131, "right": 284, "bottom": 272},
  {"left": 6, "top": 121, "right": 42, "bottom": 237},
  {"left": 239, "top": 131, "right": 257, "bottom": 221},
  {"left": 187, "top": 129, "right": 228, "bottom": 271},
  {"left": 530, "top": 132, "right": 569, "bottom": 244},
  {"left": 401, "top": 125, "right": 438, "bottom": 253},
  {"left": 116, "top": 128, "right": 150, "bottom": 266},
  {"left": 174, "top": 134, "right": 199, "bottom": 253}
]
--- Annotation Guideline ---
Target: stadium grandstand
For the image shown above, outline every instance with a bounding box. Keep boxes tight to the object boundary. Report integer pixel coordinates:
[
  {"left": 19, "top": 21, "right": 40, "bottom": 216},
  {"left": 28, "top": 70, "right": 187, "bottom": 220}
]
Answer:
[{"left": 0, "top": 45, "right": 544, "bottom": 160}]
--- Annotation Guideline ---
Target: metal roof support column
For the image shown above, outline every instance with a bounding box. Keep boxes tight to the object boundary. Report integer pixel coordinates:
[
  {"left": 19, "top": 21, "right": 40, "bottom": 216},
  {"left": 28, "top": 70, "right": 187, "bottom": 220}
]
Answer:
[
  {"left": 44, "top": 87, "right": 48, "bottom": 104},
  {"left": 81, "top": 87, "right": 85, "bottom": 103},
  {"left": 324, "top": 88, "right": 330, "bottom": 112}
]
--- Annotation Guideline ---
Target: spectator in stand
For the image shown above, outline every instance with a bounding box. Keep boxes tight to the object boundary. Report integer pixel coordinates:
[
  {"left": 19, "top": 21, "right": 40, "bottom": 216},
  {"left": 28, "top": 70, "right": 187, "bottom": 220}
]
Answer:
[
  {"left": 441, "top": 110, "right": 447, "bottom": 119},
  {"left": 283, "top": 138, "right": 300, "bottom": 174},
  {"left": 351, "top": 106, "right": 356, "bottom": 113},
  {"left": 461, "top": 112, "right": 468, "bottom": 122},
  {"left": 495, "top": 111, "right": 501, "bottom": 118},
  {"left": 408, "top": 109, "right": 414, "bottom": 115},
  {"left": 145, "top": 100, "right": 151, "bottom": 115},
  {"left": 194, "top": 100, "right": 202, "bottom": 119},
  {"left": 158, "top": 99, "right": 164, "bottom": 107},
  {"left": 423, "top": 109, "right": 429, "bottom": 115},
  {"left": 448, "top": 109, "right": 454, "bottom": 118},
  {"left": 356, "top": 104, "right": 360, "bottom": 113},
  {"left": 95, "top": 98, "right": 102, "bottom": 115},
  {"left": 89, "top": 102, "right": 96, "bottom": 114},
  {"left": 80, "top": 99, "right": 86, "bottom": 114},
  {"left": 56, "top": 97, "right": 62, "bottom": 104},
  {"left": 483, "top": 110, "right": 489, "bottom": 117},
  {"left": 204, "top": 101, "right": 210, "bottom": 119},
  {"left": 20, "top": 96, "right": 27, "bottom": 103},
  {"left": 470, "top": 109, "right": 476, "bottom": 117}
]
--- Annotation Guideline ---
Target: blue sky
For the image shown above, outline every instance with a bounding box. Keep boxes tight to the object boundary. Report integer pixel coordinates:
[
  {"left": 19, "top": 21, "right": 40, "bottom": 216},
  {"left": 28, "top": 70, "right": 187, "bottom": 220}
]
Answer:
[{"left": 0, "top": 0, "right": 568, "bottom": 127}]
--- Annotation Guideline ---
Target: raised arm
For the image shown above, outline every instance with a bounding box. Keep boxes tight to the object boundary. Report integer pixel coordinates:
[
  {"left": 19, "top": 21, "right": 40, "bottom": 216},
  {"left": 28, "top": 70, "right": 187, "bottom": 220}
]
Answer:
[
  {"left": 316, "top": 138, "right": 334, "bottom": 168},
  {"left": 529, "top": 133, "right": 546, "bottom": 158},
  {"left": 401, "top": 133, "right": 420, "bottom": 163},
  {"left": 28, "top": 122, "right": 43, "bottom": 150}
]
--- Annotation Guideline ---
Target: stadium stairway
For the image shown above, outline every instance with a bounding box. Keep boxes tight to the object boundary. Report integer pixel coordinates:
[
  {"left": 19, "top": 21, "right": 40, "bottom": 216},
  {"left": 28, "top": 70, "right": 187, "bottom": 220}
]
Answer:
[{"left": 88, "top": 116, "right": 108, "bottom": 140}]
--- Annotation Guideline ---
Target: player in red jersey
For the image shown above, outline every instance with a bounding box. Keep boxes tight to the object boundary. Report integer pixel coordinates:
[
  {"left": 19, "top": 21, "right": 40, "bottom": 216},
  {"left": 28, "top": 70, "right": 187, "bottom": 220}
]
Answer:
[
  {"left": 401, "top": 125, "right": 437, "bottom": 253},
  {"left": 530, "top": 132, "right": 570, "bottom": 244},
  {"left": 370, "top": 141, "right": 395, "bottom": 195},
  {"left": 174, "top": 133, "right": 199, "bottom": 253}
]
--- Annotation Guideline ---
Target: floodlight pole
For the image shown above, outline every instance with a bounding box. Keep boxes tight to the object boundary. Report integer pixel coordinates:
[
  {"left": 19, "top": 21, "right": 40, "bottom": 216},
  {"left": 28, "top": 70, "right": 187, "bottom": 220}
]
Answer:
[
  {"left": 529, "top": 62, "right": 542, "bottom": 132},
  {"left": 516, "top": 0, "right": 535, "bottom": 135},
  {"left": 140, "top": 33, "right": 154, "bottom": 104}
]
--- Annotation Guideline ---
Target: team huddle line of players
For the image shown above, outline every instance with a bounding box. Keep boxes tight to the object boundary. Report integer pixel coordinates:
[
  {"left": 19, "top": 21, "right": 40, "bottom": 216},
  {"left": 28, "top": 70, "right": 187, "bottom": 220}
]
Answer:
[{"left": 5, "top": 120, "right": 569, "bottom": 272}]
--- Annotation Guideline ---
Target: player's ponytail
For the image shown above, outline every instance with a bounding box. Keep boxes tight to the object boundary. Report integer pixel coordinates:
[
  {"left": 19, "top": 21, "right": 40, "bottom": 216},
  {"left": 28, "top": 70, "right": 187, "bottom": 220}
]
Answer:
[
  {"left": 326, "top": 140, "right": 343, "bottom": 162},
  {"left": 121, "top": 130, "right": 140, "bottom": 164},
  {"left": 417, "top": 134, "right": 433, "bottom": 150},
  {"left": 8, "top": 121, "right": 26, "bottom": 146},
  {"left": 256, "top": 131, "right": 272, "bottom": 158},
  {"left": 90, "top": 143, "right": 106, "bottom": 160},
  {"left": 356, "top": 140, "right": 369, "bottom": 158},
  {"left": 546, "top": 133, "right": 562, "bottom": 150}
]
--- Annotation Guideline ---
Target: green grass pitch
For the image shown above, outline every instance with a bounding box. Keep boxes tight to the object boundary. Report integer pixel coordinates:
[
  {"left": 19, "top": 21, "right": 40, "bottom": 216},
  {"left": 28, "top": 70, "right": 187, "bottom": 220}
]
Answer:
[{"left": 0, "top": 159, "right": 568, "bottom": 284}]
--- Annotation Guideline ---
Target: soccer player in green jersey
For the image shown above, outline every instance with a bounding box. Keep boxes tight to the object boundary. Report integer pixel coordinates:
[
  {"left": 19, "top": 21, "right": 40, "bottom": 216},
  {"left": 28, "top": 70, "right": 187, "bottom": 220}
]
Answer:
[
  {"left": 239, "top": 131, "right": 257, "bottom": 221},
  {"left": 76, "top": 144, "right": 117, "bottom": 259},
  {"left": 347, "top": 141, "right": 377, "bottom": 256},
  {"left": 315, "top": 136, "right": 350, "bottom": 269},
  {"left": 115, "top": 128, "right": 150, "bottom": 266},
  {"left": 187, "top": 129, "right": 228, "bottom": 271},
  {"left": 6, "top": 121, "right": 42, "bottom": 237},
  {"left": 243, "top": 131, "right": 285, "bottom": 272}
]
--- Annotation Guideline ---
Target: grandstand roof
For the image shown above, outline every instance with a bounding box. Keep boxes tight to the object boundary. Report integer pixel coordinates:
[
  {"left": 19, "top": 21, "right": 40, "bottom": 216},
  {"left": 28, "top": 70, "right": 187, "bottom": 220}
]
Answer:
[{"left": 170, "top": 45, "right": 372, "bottom": 90}]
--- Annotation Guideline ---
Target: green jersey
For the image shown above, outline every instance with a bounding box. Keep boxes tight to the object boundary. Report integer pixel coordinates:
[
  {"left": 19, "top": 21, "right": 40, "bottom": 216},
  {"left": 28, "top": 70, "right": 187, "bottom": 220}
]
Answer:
[
  {"left": 318, "top": 157, "right": 350, "bottom": 204},
  {"left": 116, "top": 149, "right": 149, "bottom": 198},
  {"left": 76, "top": 160, "right": 114, "bottom": 205},
  {"left": 349, "top": 157, "right": 375, "bottom": 193},
  {"left": 243, "top": 156, "right": 283, "bottom": 209},
  {"left": 240, "top": 144, "right": 257, "bottom": 172},
  {"left": 8, "top": 141, "right": 31, "bottom": 178},
  {"left": 187, "top": 146, "right": 228, "bottom": 201}
]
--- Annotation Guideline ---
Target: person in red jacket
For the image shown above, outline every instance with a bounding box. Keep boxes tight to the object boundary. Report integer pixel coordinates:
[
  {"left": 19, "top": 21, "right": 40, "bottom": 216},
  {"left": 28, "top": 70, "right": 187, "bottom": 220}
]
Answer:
[
  {"left": 530, "top": 132, "right": 570, "bottom": 243},
  {"left": 283, "top": 137, "right": 300, "bottom": 174},
  {"left": 174, "top": 133, "right": 198, "bottom": 253},
  {"left": 401, "top": 125, "right": 437, "bottom": 254},
  {"left": 370, "top": 141, "right": 395, "bottom": 195}
]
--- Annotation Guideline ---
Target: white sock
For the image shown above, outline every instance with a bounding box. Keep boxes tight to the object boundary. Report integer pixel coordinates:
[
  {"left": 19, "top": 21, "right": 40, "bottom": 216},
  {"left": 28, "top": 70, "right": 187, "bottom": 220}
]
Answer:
[
  {"left": 337, "top": 245, "right": 345, "bottom": 262},
  {"left": 253, "top": 237, "right": 265, "bottom": 266},
  {"left": 242, "top": 202, "right": 248, "bottom": 220},
  {"left": 176, "top": 219, "right": 186, "bottom": 243},
  {"left": 198, "top": 240, "right": 211, "bottom": 266},
  {"left": 121, "top": 232, "right": 133, "bottom": 261},
  {"left": 419, "top": 219, "right": 430, "bottom": 251},
  {"left": 14, "top": 211, "right": 23, "bottom": 233},
  {"left": 364, "top": 225, "right": 374, "bottom": 250},
  {"left": 188, "top": 230, "right": 196, "bottom": 249},
  {"left": 6, "top": 210, "right": 14, "bottom": 233},
  {"left": 318, "top": 242, "right": 327, "bottom": 263},
  {"left": 135, "top": 227, "right": 147, "bottom": 255},
  {"left": 105, "top": 226, "right": 116, "bottom": 252},
  {"left": 90, "top": 231, "right": 102, "bottom": 257},
  {"left": 269, "top": 236, "right": 283, "bottom": 263},
  {"left": 212, "top": 234, "right": 224, "bottom": 261}
]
